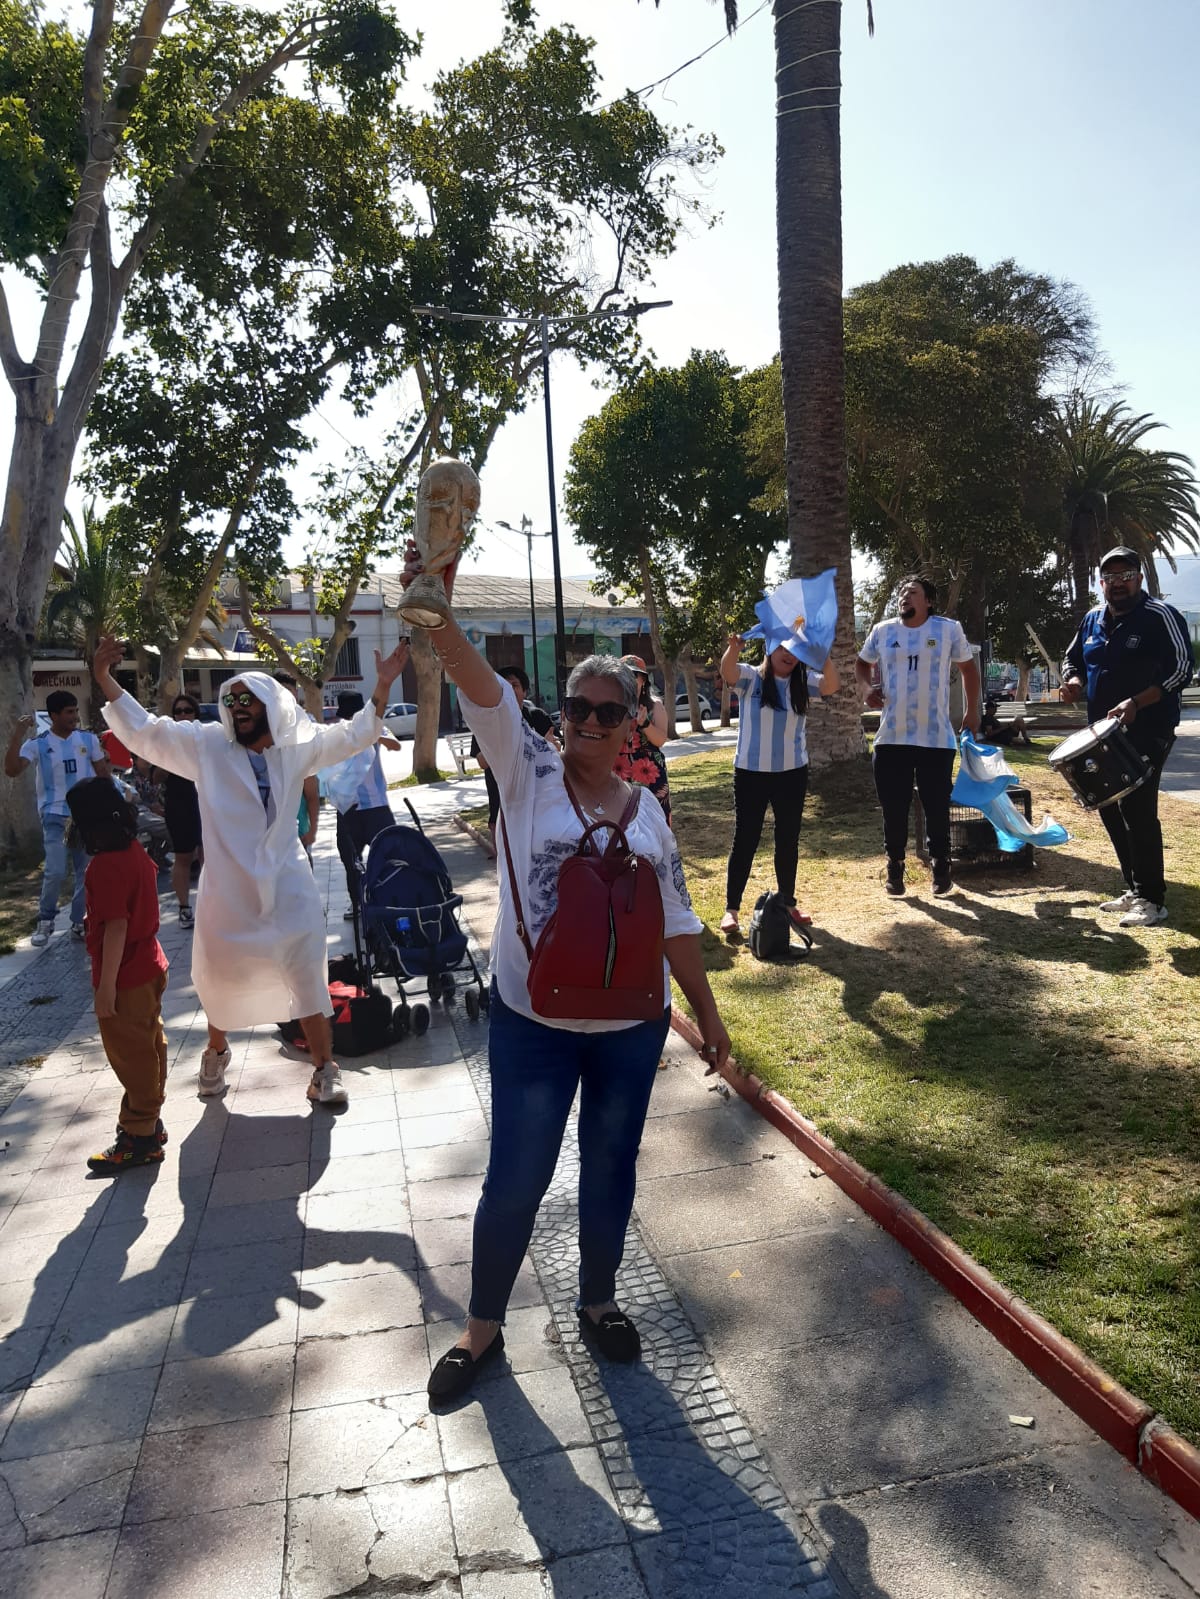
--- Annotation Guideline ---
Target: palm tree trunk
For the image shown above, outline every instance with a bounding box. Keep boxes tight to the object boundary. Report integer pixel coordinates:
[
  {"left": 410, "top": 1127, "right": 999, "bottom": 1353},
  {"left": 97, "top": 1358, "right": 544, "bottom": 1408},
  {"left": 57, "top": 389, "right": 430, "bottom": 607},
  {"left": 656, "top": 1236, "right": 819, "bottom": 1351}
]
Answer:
[{"left": 773, "top": 0, "right": 861, "bottom": 764}]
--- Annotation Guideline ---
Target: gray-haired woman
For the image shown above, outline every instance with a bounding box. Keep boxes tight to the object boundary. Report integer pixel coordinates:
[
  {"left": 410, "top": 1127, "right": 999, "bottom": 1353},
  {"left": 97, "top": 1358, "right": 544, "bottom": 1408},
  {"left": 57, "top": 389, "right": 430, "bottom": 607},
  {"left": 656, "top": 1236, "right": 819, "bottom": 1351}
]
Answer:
[{"left": 403, "top": 568, "right": 730, "bottom": 1405}]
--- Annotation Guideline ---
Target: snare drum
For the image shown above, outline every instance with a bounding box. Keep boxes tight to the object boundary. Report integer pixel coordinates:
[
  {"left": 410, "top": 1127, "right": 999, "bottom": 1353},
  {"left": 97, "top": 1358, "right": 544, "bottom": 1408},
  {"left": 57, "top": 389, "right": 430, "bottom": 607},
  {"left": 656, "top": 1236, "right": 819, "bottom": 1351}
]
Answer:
[{"left": 1048, "top": 717, "right": 1151, "bottom": 809}]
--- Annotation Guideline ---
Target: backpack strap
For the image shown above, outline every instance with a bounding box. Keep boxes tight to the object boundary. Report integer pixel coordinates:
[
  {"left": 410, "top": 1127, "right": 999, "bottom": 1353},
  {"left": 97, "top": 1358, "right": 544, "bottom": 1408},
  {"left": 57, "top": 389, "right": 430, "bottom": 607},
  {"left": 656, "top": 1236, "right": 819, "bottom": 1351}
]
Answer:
[
  {"left": 497, "top": 811, "right": 534, "bottom": 961},
  {"left": 500, "top": 779, "right": 643, "bottom": 963}
]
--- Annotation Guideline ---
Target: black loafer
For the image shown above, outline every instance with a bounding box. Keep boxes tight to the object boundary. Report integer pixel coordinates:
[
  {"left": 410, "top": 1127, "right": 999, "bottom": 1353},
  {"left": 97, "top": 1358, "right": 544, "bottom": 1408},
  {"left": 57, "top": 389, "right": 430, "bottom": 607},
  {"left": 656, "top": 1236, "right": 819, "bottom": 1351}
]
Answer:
[
  {"left": 577, "top": 1308, "right": 641, "bottom": 1363},
  {"left": 427, "top": 1330, "right": 504, "bottom": 1404}
]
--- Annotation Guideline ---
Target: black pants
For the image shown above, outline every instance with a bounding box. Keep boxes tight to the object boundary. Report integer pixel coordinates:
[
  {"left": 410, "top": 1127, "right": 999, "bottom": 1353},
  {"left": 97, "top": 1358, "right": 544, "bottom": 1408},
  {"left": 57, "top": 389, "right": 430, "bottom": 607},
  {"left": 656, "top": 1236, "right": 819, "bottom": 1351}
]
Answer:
[
  {"left": 1098, "top": 732, "right": 1174, "bottom": 906},
  {"left": 873, "top": 744, "right": 956, "bottom": 863},
  {"left": 724, "top": 766, "right": 809, "bottom": 912},
  {"left": 336, "top": 804, "right": 394, "bottom": 904}
]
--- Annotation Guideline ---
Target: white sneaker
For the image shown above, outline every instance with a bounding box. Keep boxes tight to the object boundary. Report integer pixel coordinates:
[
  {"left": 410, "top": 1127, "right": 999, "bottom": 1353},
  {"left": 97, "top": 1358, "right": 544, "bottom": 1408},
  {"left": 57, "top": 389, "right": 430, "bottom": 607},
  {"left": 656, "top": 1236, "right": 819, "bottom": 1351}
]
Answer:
[
  {"left": 1099, "top": 889, "right": 1138, "bottom": 913},
  {"left": 1118, "top": 898, "right": 1168, "bottom": 928},
  {"left": 30, "top": 920, "right": 54, "bottom": 947},
  {"left": 197, "top": 1046, "right": 231, "bottom": 1096},
  {"left": 307, "top": 1064, "right": 348, "bottom": 1106}
]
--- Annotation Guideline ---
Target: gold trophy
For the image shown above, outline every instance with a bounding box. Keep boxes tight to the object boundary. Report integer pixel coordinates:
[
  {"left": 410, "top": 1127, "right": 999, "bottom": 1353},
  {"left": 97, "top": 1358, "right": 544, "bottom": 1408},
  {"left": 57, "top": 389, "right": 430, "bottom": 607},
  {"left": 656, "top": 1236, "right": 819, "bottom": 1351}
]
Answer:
[{"left": 397, "top": 458, "right": 481, "bottom": 630}]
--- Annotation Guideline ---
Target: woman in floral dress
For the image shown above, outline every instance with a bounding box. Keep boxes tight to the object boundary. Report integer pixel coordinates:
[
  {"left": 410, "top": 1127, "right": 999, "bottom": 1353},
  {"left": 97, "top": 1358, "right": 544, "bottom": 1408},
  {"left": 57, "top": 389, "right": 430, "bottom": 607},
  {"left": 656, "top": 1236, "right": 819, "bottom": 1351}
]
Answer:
[{"left": 612, "top": 655, "right": 671, "bottom": 824}]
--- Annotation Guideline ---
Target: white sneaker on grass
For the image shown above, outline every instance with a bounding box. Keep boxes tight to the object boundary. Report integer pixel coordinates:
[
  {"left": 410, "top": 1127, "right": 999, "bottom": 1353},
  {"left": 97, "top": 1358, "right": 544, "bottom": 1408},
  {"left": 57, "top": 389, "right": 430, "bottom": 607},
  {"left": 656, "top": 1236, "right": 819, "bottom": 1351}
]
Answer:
[
  {"left": 197, "top": 1046, "right": 231, "bottom": 1096},
  {"left": 1118, "top": 898, "right": 1168, "bottom": 928},
  {"left": 1098, "top": 889, "right": 1138, "bottom": 913},
  {"left": 307, "top": 1064, "right": 348, "bottom": 1106},
  {"left": 30, "top": 920, "right": 54, "bottom": 947}
]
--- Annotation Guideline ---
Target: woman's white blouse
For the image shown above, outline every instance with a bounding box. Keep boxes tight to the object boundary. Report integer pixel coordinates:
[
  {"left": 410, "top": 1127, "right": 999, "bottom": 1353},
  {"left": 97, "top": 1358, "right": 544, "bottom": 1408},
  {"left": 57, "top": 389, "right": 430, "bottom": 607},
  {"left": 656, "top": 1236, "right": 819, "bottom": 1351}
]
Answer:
[{"left": 459, "top": 684, "right": 703, "bottom": 1031}]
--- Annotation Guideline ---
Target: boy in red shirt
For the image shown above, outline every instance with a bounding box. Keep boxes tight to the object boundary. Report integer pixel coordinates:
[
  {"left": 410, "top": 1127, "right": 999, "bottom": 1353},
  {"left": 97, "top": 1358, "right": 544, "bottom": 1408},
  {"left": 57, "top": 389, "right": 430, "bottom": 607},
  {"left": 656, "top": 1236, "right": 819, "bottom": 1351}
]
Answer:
[{"left": 66, "top": 778, "right": 170, "bottom": 1173}]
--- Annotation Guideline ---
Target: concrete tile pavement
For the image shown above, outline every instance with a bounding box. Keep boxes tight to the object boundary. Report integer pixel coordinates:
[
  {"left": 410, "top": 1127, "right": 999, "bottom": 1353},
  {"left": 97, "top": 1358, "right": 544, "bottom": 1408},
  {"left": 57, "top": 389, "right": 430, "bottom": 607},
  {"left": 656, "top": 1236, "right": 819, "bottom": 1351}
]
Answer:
[{"left": 0, "top": 794, "right": 1192, "bottom": 1597}]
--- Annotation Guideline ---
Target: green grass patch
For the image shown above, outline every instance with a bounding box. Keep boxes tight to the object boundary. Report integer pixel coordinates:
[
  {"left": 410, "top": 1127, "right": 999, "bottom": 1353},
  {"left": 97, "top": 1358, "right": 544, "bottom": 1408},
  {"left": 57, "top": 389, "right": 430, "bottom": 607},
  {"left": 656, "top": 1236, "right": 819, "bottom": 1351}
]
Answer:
[
  {"left": 0, "top": 851, "right": 44, "bottom": 955},
  {"left": 669, "top": 740, "right": 1200, "bottom": 1443},
  {"left": 460, "top": 805, "right": 490, "bottom": 832}
]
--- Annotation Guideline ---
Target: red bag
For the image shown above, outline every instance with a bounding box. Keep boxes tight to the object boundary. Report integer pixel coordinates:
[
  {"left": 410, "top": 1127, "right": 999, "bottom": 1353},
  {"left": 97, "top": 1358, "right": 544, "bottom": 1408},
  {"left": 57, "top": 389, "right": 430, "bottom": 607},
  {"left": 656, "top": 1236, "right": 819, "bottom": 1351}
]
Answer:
[{"left": 500, "top": 780, "right": 665, "bottom": 1021}]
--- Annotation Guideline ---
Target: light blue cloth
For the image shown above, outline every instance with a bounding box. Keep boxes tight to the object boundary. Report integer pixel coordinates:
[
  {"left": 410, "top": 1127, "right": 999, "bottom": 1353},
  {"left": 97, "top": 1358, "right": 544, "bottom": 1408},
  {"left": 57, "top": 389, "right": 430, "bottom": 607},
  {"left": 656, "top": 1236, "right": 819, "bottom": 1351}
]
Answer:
[
  {"left": 743, "top": 571, "right": 838, "bottom": 672},
  {"left": 952, "top": 734, "right": 1070, "bottom": 852}
]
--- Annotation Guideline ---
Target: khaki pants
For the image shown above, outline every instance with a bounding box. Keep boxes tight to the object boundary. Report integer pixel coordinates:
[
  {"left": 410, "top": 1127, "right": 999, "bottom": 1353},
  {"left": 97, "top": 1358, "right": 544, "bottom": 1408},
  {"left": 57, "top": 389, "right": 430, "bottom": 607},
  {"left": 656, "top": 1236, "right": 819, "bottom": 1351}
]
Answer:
[{"left": 97, "top": 972, "right": 169, "bottom": 1137}]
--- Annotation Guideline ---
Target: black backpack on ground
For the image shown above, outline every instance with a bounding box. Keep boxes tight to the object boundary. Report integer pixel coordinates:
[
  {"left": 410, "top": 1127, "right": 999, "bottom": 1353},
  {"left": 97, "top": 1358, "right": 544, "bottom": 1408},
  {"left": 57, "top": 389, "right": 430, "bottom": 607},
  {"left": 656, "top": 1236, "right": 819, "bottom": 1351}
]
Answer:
[{"left": 748, "top": 892, "right": 812, "bottom": 962}]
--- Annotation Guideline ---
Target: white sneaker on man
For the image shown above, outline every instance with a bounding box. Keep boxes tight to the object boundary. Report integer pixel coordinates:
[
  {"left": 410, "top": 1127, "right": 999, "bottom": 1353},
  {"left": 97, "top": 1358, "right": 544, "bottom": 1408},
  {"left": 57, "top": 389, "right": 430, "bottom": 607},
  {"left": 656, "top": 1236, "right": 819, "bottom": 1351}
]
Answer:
[
  {"left": 1118, "top": 898, "right": 1168, "bottom": 928},
  {"left": 30, "top": 920, "right": 54, "bottom": 947},
  {"left": 307, "top": 1064, "right": 348, "bottom": 1106},
  {"left": 197, "top": 1046, "right": 231, "bottom": 1096},
  {"left": 1099, "top": 889, "right": 1138, "bottom": 913}
]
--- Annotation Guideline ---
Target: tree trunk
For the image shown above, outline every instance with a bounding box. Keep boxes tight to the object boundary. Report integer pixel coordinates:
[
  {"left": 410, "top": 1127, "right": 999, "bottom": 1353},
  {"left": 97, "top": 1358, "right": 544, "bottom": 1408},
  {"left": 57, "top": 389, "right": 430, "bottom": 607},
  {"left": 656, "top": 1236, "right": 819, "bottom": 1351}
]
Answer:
[
  {"left": 678, "top": 646, "right": 702, "bottom": 731},
  {"left": 0, "top": 411, "right": 77, "bottom": 856},
  {"left": 637, "top": 545, "right": 676, "bottom": 739},
  {"left": 773, "top": 0, "right": 862, "bottom": 766},
  {"left": 1016, "top": 659, "right": 1032, "bottom": 700},
  {"left": 411, "top": 627, "right": 444, "bottom": 783}
]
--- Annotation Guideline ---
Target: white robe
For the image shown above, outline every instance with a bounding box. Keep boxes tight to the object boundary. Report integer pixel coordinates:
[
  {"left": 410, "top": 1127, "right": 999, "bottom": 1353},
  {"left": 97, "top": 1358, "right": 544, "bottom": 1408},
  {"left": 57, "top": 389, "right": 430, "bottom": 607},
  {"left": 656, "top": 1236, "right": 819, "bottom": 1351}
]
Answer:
[{"left": 104, "top": 680, "right": 384, "bottom": 1029}]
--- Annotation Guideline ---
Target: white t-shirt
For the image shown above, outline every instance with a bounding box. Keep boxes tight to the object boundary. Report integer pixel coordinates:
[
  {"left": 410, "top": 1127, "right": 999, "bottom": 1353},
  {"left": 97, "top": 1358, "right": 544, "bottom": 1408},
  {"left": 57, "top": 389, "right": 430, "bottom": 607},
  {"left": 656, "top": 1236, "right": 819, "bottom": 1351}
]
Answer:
[
  {"left": 19, "top": 729, "right": 104, "bottom": 817},
  {"left": 459, "top": 684, "right": 702, "bottom": 1031},
  {"left": 731, "top": 664, "right": 824, "bottom": 772},
  {"left": 859, "top": 615, "right": 973, "bottom": 749}
]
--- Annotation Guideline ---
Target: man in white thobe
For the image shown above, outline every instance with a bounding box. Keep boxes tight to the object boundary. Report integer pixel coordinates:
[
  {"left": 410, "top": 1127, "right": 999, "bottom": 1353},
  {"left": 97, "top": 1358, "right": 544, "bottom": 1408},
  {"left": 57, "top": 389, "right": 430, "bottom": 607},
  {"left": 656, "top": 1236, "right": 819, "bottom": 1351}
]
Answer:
[{"left": 93, "top": 636, "right": 410, "bottom": 1106}]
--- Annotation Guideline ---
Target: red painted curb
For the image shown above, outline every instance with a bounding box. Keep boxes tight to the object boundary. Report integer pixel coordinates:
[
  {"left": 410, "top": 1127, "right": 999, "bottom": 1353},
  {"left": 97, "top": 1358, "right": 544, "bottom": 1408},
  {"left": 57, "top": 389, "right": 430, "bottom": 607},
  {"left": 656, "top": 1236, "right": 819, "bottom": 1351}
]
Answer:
[
  {"left": 452, "top": 813, "right": 496, "bottom": 860},
  {"left": 669, "top": 1006, "right": 1199, "bottom": 1521},
  {"left": 1140, "top": 1419, "right": 1200, "bottom": 1522}
]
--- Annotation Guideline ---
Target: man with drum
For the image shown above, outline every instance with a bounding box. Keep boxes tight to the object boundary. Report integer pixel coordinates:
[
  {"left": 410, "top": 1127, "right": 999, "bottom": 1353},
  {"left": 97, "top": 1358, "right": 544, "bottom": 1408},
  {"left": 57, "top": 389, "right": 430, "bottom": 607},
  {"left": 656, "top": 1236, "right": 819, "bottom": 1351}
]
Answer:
[{"left": 1060, "top": 546, "right": 1193, "bottom": 927}]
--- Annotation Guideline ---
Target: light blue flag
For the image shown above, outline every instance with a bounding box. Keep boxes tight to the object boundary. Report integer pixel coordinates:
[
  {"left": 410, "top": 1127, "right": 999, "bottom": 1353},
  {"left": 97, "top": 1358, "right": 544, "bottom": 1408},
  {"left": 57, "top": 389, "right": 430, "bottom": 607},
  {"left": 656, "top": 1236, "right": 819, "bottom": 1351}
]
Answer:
[
  {"left": 952, "top": 734, "right": 1070, "bottom": 852},
  {"left": 742, "top": 570, "right": 838, "bottom": 671}
]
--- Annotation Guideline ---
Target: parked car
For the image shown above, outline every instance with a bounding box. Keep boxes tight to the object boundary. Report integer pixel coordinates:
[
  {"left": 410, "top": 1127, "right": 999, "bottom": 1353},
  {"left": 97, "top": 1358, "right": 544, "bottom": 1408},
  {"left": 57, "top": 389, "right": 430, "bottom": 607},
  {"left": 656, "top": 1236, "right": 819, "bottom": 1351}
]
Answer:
[
  {"left": 197, "top": 702, "right": 220, "bottom": 722},
  {"left": 674, "top": 692, "right": 716, "bottom": 720},
  {"left": 382, "top": 701, "right": 419, "bottom": 738}
]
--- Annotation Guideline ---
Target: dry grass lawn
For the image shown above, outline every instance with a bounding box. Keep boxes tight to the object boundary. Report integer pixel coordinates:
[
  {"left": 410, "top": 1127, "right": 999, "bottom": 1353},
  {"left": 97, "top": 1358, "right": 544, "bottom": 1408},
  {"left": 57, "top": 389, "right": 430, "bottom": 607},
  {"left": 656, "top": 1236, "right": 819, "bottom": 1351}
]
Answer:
[{"left": 666, "top": 739, "right": 1199, "bottom": 1445}]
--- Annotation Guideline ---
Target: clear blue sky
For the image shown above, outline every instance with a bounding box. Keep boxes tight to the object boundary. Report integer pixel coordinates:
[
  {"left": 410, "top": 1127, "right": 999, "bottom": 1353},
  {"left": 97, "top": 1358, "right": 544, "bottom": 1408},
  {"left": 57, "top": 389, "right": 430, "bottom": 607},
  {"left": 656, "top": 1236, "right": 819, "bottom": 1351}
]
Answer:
[{"left": 7, "top": 2, "right": 1199, "bottom": 605}]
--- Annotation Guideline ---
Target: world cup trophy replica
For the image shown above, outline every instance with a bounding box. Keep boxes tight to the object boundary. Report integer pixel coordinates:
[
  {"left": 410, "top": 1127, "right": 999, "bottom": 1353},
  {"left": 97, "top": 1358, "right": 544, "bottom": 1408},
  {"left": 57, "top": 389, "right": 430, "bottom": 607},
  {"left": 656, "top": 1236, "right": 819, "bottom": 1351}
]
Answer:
[{"left": 397, "top": 457, "right": 481, "bottom": 630}]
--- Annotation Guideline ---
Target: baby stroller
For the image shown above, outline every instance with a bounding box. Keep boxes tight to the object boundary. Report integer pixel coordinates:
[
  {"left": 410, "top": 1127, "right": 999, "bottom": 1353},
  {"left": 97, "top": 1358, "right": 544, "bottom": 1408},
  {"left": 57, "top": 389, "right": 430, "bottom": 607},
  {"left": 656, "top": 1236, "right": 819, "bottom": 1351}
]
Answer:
[{"left": 359, "top": 800, "right": 489, "bottom": 1035}]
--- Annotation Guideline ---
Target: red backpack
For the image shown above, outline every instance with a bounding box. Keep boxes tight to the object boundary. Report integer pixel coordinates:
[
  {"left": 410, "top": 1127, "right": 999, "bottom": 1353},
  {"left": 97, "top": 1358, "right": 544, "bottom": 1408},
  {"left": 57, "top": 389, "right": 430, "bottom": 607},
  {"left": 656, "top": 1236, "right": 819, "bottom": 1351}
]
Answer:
[{"left": 500, "top": 779, "right": 665, "bottom": 1021}]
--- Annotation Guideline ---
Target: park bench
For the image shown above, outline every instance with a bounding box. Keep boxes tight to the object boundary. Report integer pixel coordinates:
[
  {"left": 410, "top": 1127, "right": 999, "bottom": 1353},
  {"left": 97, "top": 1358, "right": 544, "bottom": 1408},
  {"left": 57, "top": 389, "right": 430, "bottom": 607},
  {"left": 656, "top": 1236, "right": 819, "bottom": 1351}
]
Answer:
[{"left": 445, "top": 731, "right": 478, "bottom": 778}]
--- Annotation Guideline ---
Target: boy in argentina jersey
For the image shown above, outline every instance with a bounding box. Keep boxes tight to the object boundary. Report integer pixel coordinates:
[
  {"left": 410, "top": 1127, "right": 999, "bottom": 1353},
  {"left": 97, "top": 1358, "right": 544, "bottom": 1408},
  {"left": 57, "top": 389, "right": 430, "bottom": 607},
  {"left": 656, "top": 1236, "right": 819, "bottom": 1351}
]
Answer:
[{"left": 856, "top": 577, "right": 981, "bottom": 897}]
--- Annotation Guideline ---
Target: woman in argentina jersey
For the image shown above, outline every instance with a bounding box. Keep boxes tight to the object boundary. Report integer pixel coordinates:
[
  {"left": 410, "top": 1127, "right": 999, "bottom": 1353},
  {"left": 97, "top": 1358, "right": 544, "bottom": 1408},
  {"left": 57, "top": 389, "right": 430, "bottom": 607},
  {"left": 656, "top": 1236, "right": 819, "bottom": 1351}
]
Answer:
[
  {"left": 716, "top": 635, "right": 840, "bottom": 937},
  {"left": 855, "top": 576, "right": 981, "bottom": 898}
]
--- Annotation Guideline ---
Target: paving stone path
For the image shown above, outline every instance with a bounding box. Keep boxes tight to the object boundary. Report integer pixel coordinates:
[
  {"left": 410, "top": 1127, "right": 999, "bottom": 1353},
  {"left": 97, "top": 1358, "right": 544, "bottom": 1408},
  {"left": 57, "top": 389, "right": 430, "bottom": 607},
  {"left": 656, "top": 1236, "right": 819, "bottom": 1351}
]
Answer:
[{"left": 0, "top": 821, "right": 836, "bottom": 1598}]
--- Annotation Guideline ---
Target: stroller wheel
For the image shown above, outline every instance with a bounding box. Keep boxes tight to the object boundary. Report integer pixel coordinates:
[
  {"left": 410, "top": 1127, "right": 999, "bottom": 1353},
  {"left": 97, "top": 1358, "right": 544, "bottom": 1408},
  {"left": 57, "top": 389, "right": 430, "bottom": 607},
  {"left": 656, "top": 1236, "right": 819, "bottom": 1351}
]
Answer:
[
  {"left": 410, "top": 1003, "right": 431, "bottom": 1037},
  {"left": 389, "top": 1003, "right": 410, "bottom": 1042},
  {"left": 464, "top": 987, "right": 480, "bottom": 1022},
  {"left": 479, "top": 986, "right": 490, "bottom": 1013}
]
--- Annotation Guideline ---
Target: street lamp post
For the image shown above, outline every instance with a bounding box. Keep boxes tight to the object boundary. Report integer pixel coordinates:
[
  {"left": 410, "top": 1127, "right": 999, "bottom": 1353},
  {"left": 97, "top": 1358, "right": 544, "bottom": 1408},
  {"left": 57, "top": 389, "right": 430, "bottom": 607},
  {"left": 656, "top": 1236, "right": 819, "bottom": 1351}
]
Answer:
[
  {"left": 412, "top": 301, "right": 671, "bottom": 706},
  {"left": 496, "top": 516, "right": 552, "bottom": 705}
]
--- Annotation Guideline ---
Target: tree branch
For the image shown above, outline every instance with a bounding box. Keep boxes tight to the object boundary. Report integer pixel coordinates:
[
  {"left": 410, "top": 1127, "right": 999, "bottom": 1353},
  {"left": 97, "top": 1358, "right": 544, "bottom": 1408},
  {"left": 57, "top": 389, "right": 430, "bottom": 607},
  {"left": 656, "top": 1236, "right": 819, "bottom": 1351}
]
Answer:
[
  {"left": 116, "top": 16, "right": 336, "bottom": 287},
  {"left": 0, "top": 281, "right": 32, "bottom": 392}
]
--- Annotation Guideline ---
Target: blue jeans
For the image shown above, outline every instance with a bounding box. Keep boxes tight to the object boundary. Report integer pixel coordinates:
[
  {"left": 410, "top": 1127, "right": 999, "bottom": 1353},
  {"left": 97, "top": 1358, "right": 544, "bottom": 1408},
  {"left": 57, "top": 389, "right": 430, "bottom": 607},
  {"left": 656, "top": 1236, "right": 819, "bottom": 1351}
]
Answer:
[
  {"left": 470, "top": 985, "right": 671, "bottom": 1321},
  {"left": 39, "top": 812, "right": 89, "bottom": 926}
]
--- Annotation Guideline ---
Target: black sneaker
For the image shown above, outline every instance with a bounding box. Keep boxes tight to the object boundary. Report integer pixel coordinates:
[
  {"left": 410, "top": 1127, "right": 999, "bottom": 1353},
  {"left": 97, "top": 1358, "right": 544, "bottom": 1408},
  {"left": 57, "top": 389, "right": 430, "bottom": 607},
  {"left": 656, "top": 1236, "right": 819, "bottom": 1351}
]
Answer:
[
  {"left": 885, "top": 860, "right": 905, "bottom": 897},
  {"left": 86, "top": 1125, "right": 166, "bottom": 1175},
  {"left": 427, "top": 1330, "right": 505, "bottom": 1405},
  {"left": 931, "top": 858, "right": 954, "bottom": 896}
]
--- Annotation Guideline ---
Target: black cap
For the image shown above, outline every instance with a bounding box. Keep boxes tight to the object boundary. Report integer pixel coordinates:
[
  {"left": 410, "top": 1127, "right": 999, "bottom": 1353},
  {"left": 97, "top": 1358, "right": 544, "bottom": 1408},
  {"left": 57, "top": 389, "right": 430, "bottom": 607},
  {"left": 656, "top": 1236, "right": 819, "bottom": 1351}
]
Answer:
[{"left": 1098, "top": 546, "right": 1142, "bottom": 572}]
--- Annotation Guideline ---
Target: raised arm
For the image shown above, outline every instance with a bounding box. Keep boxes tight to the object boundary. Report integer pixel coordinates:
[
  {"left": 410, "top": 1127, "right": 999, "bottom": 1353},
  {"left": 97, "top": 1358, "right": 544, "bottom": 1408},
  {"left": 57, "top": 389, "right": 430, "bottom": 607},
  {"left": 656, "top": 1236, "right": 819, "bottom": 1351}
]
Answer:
[
  {"left": 719, "top": 635, "right": 743, "bottom": 689},
  {"left": 4, "top": 714, "right": 35, "bottom": 778},
  {"left": 305, "top": 640, "right": 411, "bottom": 770},
  {"left": 94, "top": 637, "right": 202, "bottom": 780},
  {"left": 817, "top": 653, "right": 841, "bottom": 696}
]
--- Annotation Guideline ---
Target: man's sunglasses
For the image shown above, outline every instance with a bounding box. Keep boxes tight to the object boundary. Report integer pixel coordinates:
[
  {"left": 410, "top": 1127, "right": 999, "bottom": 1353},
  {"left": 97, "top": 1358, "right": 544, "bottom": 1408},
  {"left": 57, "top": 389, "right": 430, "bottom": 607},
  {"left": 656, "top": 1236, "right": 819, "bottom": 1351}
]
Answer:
[
  {"left": 561, "top": 696, "right": 629, "bottom": 729},
  {"left": 1100, "top": 570, "right": 1139, "bottom": 584},
  {"left": 222, "top": 691, "right": 256, "bottom": 709}
]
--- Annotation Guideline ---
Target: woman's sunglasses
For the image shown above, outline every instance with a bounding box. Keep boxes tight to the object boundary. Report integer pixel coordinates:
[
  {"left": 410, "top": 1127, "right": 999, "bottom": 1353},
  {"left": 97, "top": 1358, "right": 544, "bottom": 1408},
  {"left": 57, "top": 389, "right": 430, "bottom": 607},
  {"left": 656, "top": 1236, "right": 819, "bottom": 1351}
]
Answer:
[
  {"left": 222, "top": 691, "right": 256, "bottom": 709},
  {"left": 172, "top": 705, "right": 197, "bottom": 718},
  {"left": 561, "top": 696, "right": 629, "bottom": 729}
]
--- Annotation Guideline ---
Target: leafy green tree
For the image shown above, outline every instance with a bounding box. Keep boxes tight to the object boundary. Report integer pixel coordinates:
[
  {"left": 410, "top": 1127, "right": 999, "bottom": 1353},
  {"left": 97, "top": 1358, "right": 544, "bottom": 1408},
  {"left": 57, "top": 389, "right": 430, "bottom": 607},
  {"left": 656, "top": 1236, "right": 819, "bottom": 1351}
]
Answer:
[
  {"left": 79, "top": 20, "right": 713, "bottom": 777},
  {"left": 43, "top": 504, "right": 139, "bottom": 728},
  {"left": 0, "top": 0, "right": 413, "bottom": 850},
  {"left": 1052, "top": 396, "right": 1200, "bottom": 619},
  {"left": 566, "top": 351, "right": 782, "bottom": 733}
]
